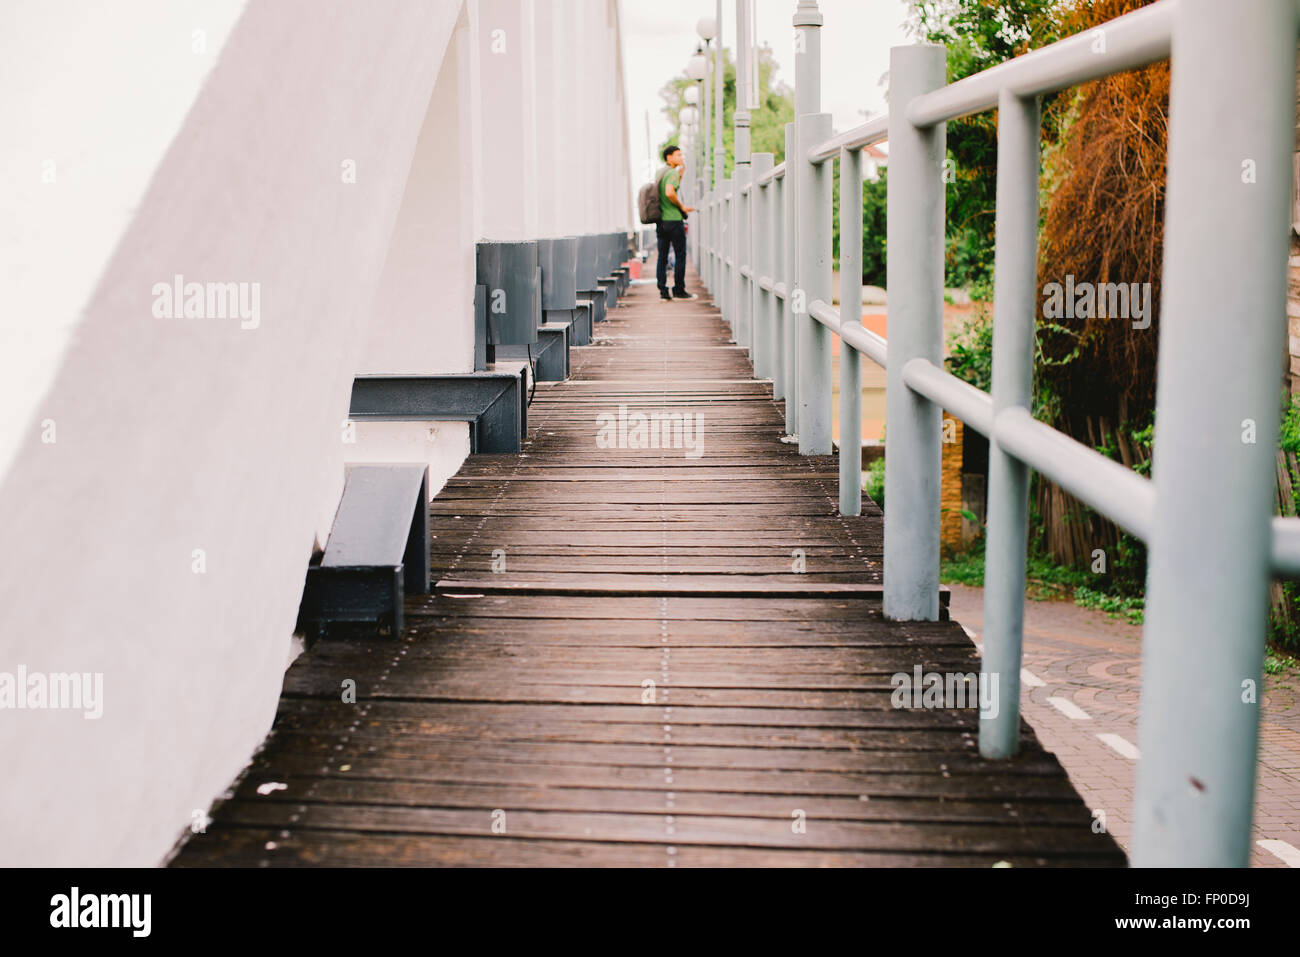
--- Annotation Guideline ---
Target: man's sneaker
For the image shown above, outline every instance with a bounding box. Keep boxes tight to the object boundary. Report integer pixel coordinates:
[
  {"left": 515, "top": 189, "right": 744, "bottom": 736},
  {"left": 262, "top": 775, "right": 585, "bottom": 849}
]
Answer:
[
  {"left": 672, "top": 290, "right": 697, "bottom": 300},
  {"left": 660, "top": 291, "right": 674, "bottom": 301}
]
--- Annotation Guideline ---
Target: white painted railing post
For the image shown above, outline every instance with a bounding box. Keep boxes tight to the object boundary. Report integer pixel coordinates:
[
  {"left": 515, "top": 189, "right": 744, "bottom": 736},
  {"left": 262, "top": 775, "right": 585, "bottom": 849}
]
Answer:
[
  {"left": 721, "top": 176, "right": 731, "bottom": 326},
  {"left": 712, "top": 0, "right": 725, "bottom": 306},
  {"left": 979, "top": 89, "right": 1041, "bottom": 759},
  {"left": 1133, "top": 0, "right": 1297, "bottom": 867},
  {"left": 711, "top": 191, "right": 718, "bottom": 291},
  {"left": 794, "top": 0, "right": 831, "bottom": 455},
  {"left": 839, "top": 144, "right": 863, "bottom": 516},
  {"left": 706, "top": 192, "right": 715, "bottom": 294},
  {"left": 770, "top": 169, "right": 787, "bottom": 404},
  {"left": 883, "top": 43, "right": 946, "bottom": 621},
  {"left": 733, "top": 0, "right": 753, "bottom": 349},
  {"left": 717, "top": 189, "right": 725, "bottom": 303},
  {"left": 737, "top": 172, "right": 752, "bottom": 347},
  {"left": 752, "top": 153, "right": 774, "bottom": 379},
  {"left": 700, "top": 184, "right": 710, "bottom": 291},
  {"left": 782, "top": 121, "right": 799, "bottom": 438},
  {"left": 701, "top": 197, "right": 709, "bottom": 297}
]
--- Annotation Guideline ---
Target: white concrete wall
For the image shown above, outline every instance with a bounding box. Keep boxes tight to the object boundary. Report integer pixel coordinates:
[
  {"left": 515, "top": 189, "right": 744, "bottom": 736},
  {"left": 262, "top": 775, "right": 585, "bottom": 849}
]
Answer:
[
  {"left": 0, "top": 0, "right": 460, "bottom": 866},
  {"left": 0, "top": 0, "right": 249, "bottom": 484},
  {"left": 353, "top": 2, "right": 477, "bottom": 487},
  {"left": 0, "top": 0, "right": 634, "bottom": 867},
  {"left": 474, "top": 0, "right": 539, "bottom": 240}
]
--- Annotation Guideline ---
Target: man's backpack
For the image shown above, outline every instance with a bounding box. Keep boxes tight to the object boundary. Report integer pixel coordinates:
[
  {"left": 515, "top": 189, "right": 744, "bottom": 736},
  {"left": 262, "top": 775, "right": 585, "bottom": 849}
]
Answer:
[{"left": 638, "top": 166, "right": 671, "bottom": 224}]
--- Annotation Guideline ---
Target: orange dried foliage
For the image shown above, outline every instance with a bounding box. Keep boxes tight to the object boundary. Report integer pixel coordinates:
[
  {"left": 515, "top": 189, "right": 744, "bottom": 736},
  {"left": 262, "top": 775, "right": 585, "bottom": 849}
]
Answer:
[{"left": 1037, "top": 0, "right": 1169, "bottom": 424}]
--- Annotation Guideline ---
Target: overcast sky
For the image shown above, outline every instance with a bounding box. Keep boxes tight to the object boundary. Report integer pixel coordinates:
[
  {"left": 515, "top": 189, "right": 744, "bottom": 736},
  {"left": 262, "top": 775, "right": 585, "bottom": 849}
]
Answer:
[{"left": 621, "top": 0, "right": 914, "bottom": 183}]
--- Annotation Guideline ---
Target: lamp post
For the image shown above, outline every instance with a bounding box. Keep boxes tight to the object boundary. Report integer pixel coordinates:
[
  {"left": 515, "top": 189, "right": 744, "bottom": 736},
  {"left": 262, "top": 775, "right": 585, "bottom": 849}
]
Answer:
[
  {"left": 687, "top": 50, "right": 707, "bottom": 197},
  {"left": 730, "top": 0, "right": 756, "bottom": 346},
  {"left": 712, "top": 2, "right": 723, "bottom": 190},
  {"left": 682, "top": 85, "right": 700, "bottom": 212},
  {"left": 695, "top": 19, "right": 716, "bottom": 195},
  {"left": 696, "top": 18, "right": 717, "bottom": 290},
  {"left": 686, "top": 50, "right": 708, "bottom": 270},
  {"left": 678, "top": 104, "right": 698, "bottom": 214}
]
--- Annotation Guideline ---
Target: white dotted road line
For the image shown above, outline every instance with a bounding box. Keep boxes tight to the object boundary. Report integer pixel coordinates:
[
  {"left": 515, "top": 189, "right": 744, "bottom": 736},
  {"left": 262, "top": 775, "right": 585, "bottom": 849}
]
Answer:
[
  {"left": 1096, "top": 732, "right": 1140, "bottom": 760},
  {"left": 1047, "top": 696, "right": 1091, "bottom": 721},
  {"left": 1257, "top": 839, "right": 1300, "bottom": 867}
]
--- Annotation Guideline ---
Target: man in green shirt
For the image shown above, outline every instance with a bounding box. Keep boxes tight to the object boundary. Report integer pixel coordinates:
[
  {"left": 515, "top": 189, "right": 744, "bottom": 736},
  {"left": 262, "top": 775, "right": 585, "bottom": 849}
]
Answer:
[{"left": 656, "top": 145, "right": 695, "bottom": 301}]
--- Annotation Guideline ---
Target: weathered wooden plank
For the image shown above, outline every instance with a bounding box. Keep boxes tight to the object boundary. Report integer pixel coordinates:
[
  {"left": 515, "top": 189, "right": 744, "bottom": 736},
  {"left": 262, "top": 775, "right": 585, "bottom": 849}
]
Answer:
[
  {"left": 269, "top": 698, "right": 991, "bottom": 730},
  {"left": 172, "top": 828, "right": 1119, "bottom": 868},
  {"left": 207, "top": 803, "right": 1111, "bottom": 856},
  {"left": 228, "top": 779, "right": 1090, "bottom": 824},
  {"left": 170, "top": 273, "right": 1123, "bottom": 868}
]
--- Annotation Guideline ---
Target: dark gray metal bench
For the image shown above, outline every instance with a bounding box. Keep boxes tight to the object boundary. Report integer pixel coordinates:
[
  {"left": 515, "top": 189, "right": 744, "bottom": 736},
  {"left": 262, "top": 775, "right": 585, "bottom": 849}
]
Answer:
[
  {"left": 297, "top": 464, "right": 430, "bottom": 638},
  {"left": 349, "top": 372, "right": 525, "bottom": 453}
]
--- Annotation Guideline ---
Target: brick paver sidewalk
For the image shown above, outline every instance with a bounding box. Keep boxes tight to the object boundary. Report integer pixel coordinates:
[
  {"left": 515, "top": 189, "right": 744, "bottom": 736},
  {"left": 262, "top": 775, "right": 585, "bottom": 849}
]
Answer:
[{"left": 948, "top": 584, "right": 1300, "bottom": 867}]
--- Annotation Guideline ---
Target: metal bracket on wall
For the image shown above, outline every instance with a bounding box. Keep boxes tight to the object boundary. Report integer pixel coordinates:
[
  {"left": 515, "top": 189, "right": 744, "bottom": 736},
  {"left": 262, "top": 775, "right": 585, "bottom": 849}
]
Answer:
[
  {"left": 296, "top": 464, "right": 430, "bottom": 639},
  {"left": 577, "top": 291, "right": 606, "bottom": 324},
  {"left": 597, "top": 277, "right": 618, "bottom": 309},
  {"left": 498, "top": 322, "right": 570, "bottom": 381},
  {"left": 349, "top": 372, "right": 526, "bottom": 454},
  {"left": 473, "top": 283, "right": 488, "bottom": 371}
]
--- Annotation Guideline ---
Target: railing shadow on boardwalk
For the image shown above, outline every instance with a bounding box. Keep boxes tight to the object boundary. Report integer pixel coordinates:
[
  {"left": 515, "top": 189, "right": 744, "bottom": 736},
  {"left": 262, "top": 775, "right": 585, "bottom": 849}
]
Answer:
[{"left": 170, "top": 272, "right": 1124, "bottom": 867}]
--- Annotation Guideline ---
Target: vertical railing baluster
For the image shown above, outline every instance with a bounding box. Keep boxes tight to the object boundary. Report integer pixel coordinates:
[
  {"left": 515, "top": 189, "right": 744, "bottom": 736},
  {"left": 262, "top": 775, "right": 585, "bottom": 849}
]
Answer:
[
  {"left": 702, "top": 195, "right": 712, "bottom": 291},
  {"left": 883, "top": 44, "right": 946, "bottom": 621},
  {"left": 700, "top": 185, "right": 709, "bottom": 291},
  {"left": 707, "top": 192, "right": 715, "bottom": 294},
  {"left": 734, "top": 0, "right": 753, "bottom": 351},
  {"left": 793, "top": 1, "right": 831, "bottom": 455},
  {"left": 771, "top": 170, "right": 786, "bottom": 404},
  {"left": 752, "top": 154, "right": 774, "bottom": 379},
  {"left": 721, "top": 176, "right": 731, "bottom": 326},
  {"left": 1133, "top": 0, "right": 1297, "bottom": 867},
  {"left": 710, "top": 190, "right": 717, "bottom": 291},
  {"left": 980, "top": 89, "right": 1040, "bottom": 759},
  {"left": 716, "top": 186, "right": 723, "bottom": 313},
  {"left": 839, "top": 145, "right": 863, "bottom": 516},
  {"left": 737, "top": 174, "right": 752, "bottom": 348},
  {"left": 783, "top": 121, "right": 799, "bottom": 439},
  {"left": 795, "top": 120, "right": 832, "bottom": 456}
]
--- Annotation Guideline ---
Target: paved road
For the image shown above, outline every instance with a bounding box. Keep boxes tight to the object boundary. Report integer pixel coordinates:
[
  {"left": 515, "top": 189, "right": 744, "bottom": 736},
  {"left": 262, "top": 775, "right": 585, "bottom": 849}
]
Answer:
[{"left": 948, "top": 584, "right": 1300, "bottom": 867}]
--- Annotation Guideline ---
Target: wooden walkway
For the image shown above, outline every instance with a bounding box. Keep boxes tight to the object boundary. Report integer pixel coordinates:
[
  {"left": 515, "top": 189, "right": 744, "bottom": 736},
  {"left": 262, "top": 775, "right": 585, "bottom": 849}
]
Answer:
[{"left": 172, "top": 268, "right": 1125, "bottom": 867}]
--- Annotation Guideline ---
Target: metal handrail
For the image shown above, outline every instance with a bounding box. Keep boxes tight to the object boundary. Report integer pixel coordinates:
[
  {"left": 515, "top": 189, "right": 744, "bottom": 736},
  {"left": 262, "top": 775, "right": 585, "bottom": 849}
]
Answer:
[
  {"left": 695, "top": 0, "right": 1299, "bottom": 867},
  {"left": 755, "top": 161, "right": 786, "bottom": 186},
  {"left": 806, "top": 115, "right": 888, "bottom": 164},
  {"left": 907, "top": 2, "right": 1175, "bottom": 127}
]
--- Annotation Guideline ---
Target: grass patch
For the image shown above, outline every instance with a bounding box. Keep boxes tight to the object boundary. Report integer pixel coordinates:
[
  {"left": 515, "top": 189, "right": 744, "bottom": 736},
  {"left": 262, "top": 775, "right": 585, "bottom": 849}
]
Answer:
[
  {"left": 941, "top": 550, "right": 986, "bottom": 587},
  {"left": 1074, "top": 585, "right": 1144, "bottom": 625},
  {"left": 941, "top": 548, "right": 1138, "bottom": 616}
]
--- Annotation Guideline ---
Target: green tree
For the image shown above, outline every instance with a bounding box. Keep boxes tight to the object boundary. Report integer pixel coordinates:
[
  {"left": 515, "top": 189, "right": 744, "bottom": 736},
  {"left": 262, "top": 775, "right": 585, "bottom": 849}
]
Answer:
[
  {"left": 658, "top": 46, "right": 794, "bottom": 174},
  {"left": 831, "top": 165, "right": 888, "bottom": 288},
  {"left": 907, "top": 0, "right": 1066, "bottom": 290}
]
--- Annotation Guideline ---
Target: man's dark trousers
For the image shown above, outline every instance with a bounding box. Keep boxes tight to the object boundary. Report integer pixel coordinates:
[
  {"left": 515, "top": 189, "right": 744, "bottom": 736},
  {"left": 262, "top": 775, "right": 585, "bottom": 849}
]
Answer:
[{"left": 656, "top": 220, "right": 687, "bottom": 296}]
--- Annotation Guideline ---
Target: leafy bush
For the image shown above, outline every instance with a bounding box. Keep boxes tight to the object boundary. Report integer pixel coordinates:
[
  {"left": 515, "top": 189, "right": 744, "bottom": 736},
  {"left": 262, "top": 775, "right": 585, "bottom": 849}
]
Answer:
[
  {"left": 832, "top": 166, "right": 888, "bottom": 288},
  {"left": 864, "top": 457, "right": 886, "bottom": 510},
  {"left": 941, "top": 546, "right": 1140, "bottom": 615},
  {"left": 945, "top": 309, "right": 993, "bottom": 392},
  {"left": 1075, "top": 585, "right": 1144, "bottom": 624},
  {"left": 1280, "top": 395, "right": 1300, "bottom": 456}
]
